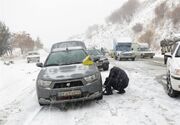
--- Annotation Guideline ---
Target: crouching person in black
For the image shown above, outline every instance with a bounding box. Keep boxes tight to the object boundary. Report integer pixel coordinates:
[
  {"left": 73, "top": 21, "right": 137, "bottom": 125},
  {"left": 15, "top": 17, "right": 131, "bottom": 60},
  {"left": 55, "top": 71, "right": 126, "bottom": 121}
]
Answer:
[{"left": 103, "top": 66, "right": 129, "bottom": 95}]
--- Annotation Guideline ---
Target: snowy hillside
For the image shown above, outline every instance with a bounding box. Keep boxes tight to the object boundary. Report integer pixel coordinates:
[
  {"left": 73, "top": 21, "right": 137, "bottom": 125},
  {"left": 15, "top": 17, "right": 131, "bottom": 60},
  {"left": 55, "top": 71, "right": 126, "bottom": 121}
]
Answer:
[{"left": 70, "top": 0, "right": 180, "bottom": 51}]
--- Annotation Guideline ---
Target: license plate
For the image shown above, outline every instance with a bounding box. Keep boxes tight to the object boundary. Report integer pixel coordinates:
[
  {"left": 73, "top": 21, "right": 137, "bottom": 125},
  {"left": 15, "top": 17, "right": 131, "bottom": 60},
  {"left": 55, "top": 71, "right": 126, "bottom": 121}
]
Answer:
[{"left": 58, "top": 90, "right": 81, "bottom": 97}]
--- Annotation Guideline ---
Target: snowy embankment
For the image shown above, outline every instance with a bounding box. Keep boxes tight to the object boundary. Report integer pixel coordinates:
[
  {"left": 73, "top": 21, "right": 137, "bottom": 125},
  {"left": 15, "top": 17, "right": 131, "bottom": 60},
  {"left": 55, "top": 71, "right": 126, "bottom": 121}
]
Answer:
[{"left": 0, "top": 50, "right": 48, "bottom": 125}]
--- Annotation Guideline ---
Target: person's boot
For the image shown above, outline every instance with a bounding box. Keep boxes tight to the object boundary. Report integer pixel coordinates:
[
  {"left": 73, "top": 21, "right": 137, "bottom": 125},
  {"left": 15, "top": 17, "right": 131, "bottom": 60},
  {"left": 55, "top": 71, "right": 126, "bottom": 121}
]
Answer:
[
  {"left": 103, "top": 90, "right": 113, "bottom": 95},
  {"left": 117, "top": 89, "right": 125, "bottom": 94}
]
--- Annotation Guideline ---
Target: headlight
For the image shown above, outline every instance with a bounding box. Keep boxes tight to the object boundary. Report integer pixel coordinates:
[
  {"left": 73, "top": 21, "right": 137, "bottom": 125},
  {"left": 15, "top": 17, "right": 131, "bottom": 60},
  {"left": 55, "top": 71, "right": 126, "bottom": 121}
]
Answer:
[
  {"left": 84, "top": 74, "right": 97, "bottom": 82},
  {"left": 175, "top": 69, "right": 180, "bottom": 76},
  {"left": 37, "top": 79, "right": 52, "bottom": 88}
]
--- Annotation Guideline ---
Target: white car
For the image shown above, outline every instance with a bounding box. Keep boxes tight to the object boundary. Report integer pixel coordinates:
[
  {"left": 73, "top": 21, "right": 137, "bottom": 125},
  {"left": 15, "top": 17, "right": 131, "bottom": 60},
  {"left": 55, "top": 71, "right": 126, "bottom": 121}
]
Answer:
[
  {"left": 27, "top": 51, "right": 40, "bottom": 63},
  {"left": 167, "top": 42, "right": 180, "bottom": 97}
]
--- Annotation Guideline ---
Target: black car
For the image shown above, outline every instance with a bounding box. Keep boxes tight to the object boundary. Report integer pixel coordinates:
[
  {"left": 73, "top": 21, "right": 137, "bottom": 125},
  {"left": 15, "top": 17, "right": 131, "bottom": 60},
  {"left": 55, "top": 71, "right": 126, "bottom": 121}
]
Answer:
[{"left": 87, "top": 49, "right": 109, "bottom": 71}]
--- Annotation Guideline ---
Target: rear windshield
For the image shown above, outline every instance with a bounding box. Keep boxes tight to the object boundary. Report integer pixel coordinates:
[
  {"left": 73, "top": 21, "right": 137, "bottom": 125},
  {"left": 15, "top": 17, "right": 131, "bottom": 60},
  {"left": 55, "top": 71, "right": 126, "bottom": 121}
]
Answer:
[
  {"left": 45, "top": 49, "right": 87, "bottom": 66},
  {"left": 28, "top": 52, "right": 39, "bottom": 55},
  {"left": 87, "top": 50, "right": 102, "bottom": 56}
]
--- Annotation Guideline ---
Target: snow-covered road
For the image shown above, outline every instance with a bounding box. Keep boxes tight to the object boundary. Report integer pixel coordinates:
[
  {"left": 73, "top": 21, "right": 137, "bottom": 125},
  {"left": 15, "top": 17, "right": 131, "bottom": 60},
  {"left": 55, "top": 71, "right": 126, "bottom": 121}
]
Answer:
[{"left": 1, "top": 55, "right": 180, "bottom": 125}]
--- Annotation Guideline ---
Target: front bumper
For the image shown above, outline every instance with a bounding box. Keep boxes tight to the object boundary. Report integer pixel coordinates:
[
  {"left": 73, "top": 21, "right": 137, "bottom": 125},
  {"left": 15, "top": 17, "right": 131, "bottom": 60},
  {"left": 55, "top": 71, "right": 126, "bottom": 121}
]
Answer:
[
  {"left": 37, "top": 79, "right": 102, "bottom": 104},
  {"left": 119, "top": 55, "right": 136, "bottom": 59},
  {"left": 171, "top": 76, "right": 180, "bottom": 91},
  {"left": 39, "top": 91, "right": 102, "bottom": 104}
]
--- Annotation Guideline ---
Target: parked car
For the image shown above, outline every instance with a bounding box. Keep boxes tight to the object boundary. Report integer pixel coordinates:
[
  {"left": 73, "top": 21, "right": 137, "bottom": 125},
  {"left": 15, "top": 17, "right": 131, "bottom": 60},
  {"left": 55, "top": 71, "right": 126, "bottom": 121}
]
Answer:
[
  {"left": 36, "top": 46, "right": 103, "bottom": 106},
  {"left": 86, "top": 49, "right": 109, "bottom": 71},
  {"left": 166, "top": 42, "right": 180, "bottom": 97},
  {"left": 51, "top": 41, "right": 86, "bottom": 52},
  {"left": 26, "top": 51, "right": 40, "bottom": 63},
  {"left": 136, "top": 46, "right": 155, "bottom": 58}
]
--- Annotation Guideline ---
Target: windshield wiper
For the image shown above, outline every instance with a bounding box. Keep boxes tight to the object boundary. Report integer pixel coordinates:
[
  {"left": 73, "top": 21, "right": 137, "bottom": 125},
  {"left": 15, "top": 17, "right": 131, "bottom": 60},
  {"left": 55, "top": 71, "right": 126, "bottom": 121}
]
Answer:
[
  {"left": 59, "top": 62, "right": 82, "bottom": 65},
  {"left": 44, "top": 64, "right": 59, "bottom": 67}
]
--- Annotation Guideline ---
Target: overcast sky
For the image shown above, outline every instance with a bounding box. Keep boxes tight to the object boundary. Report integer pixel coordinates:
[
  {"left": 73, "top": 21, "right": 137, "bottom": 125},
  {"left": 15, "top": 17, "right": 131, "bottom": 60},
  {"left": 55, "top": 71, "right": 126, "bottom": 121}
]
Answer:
[{"left": 0, "top": 0, "right": 126, "bottom": 48}]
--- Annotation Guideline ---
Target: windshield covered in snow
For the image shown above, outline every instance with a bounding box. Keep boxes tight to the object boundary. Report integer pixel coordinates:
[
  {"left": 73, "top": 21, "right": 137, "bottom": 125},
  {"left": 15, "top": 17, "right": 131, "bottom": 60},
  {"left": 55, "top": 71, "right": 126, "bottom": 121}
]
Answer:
[
  {"left": 116, "top": 43, "right": 131, "bottom": 52},
  {"left": 176, "top": 46, "right": 180, "bottom": 57},
  {"left": 51, "top": 41, "right": 86, "bottom": 51},
  {"left": 44, "top": 49, "right": 87, "bottom": 66}
]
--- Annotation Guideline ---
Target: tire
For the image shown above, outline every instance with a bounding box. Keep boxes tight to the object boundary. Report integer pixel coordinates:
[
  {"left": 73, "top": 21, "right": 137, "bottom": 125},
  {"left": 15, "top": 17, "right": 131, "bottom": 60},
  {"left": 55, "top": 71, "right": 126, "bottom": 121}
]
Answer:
[
  {"left": 164, "top": 55, "right": 167, "bottom": 65},
  {"left": 96, "top": 94, "right": 103, "bottom": 100},
  {"left": 38, "top": 101, "right": 48, "bottom": 106},
  {"left": 132, "top": 58, "right": 135, "bottom": 61},
  {"left": 167, "top": 73, "right": 178, "bottom": 97},
  {"left": 27, "top": 60, "right": 30, "bottom": 63},
  {"left": 118, "top": 57, "right": 121, "bottom": 61},
  {"left": 151, "top": 56, "right": 153, "bottom": 59},
  {"left": 103, "top": 64, "right": 109, "bottom": 71}
]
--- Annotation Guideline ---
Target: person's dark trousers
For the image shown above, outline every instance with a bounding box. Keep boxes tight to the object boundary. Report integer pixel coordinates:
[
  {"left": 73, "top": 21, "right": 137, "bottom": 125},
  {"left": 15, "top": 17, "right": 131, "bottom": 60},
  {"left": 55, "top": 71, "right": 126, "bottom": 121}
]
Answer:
[{"left": 104, "top": 77, "right": 113, "bottom": 94}]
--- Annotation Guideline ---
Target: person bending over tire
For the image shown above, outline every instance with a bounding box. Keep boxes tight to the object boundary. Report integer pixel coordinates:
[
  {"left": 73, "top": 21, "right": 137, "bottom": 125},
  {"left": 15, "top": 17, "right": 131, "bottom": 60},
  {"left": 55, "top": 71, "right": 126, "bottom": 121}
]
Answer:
[{"left": 103, "top": 66, "right": 129, "bottom": 95}]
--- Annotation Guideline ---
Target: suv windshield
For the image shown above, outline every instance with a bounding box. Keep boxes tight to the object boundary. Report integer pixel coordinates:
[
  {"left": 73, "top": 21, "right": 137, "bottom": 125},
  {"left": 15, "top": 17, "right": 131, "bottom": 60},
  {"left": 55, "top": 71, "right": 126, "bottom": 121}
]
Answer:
[
  {"left": 116, "top": 43, "right": 131, "bottom": 52},
  {"left": 45, "top": 49, "right": 87, "bottom": 66},
  {"left": 175, "top": 46, "right": 180, "bottom": 57}
]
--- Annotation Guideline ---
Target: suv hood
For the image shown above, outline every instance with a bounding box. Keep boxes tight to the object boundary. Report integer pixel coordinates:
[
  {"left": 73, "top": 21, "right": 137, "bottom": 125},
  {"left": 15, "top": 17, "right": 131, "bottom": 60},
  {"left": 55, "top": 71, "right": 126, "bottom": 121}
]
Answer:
[{"left": 38, "top": 64, "right": 98, "bottom": 81}]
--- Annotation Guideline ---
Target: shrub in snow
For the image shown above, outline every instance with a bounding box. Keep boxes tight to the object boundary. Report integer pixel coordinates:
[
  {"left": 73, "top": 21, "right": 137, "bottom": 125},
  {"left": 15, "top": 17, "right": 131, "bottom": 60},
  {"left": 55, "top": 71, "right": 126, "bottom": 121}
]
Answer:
[
  {"left": 155, "top": 2, "right": 168, "bottom": 20},
  {"left": 107, "top": 0, "right": 140, "bottom": 24},
  {"left": 138, "top": 30, "right": 155, "bottom": 47},
  {"left": 171, "top": 6, "right": 180, "bottom": 25},
  {"left": 132, "top": 23, "right": 143, "bottom": 33}
]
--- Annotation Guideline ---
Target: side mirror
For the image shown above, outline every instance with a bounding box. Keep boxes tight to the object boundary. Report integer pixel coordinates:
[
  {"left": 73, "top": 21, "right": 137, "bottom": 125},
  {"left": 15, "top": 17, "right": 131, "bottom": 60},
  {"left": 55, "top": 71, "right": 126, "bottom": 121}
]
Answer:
[{"left": 36, "top": 62, "right": 43, "bottom": 67}]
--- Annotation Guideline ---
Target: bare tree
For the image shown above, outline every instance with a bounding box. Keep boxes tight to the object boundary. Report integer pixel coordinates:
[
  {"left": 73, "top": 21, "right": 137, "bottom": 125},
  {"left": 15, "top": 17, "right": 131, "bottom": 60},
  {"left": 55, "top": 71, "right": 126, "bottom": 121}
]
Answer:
[
  {"left": 35, "top": 37, "right": 43, "bottom": 49},
  {"left": 12, "top": 32, "right": 35, "bottom": 54},
  {"left": 171, "top": 5, "right": 180, "bottom": 25},
  {"left": 155, "top": 2, "right": 168, "bottom": 19},
  {"left": 138, "top": 30, "right": 154, "bottom": 47},
  {"left": 132, "top": 23, "right": 143, "bottom": 33},
  {"left": 0, "top": 22, "right": 11, "bottom": 56}
]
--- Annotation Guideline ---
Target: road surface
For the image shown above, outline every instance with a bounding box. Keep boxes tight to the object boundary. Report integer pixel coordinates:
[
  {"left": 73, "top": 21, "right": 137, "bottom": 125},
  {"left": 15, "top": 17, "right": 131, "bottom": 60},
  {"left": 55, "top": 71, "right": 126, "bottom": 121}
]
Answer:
[{"left": 1, "top": 55, "right": 180, "bottom": 125}]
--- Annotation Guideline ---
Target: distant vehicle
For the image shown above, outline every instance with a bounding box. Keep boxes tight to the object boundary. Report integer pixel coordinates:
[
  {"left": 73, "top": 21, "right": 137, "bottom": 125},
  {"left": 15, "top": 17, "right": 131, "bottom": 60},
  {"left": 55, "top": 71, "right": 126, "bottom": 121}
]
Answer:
[
  {"left": 36, "top": 47, "right": 103, "bottom": 106},
  {"left": 160, "top": 34, "right": 180, "bottom": 64},
  {"left": 86, "top": 49, "right": 109, "bottom": 71},
  {"left": 113, "top": 38, "right": 136, "bottom": 61},
  {"left": 51, "top": 41, "right": 86, "bottom": 52},
  {"left": 136, "top": 43, "right": 155, "bottom": 58},
  {"left": 26, "top": 51, "right": 40, "bottom": 63},
  {"left": 166, "top": 42, "right": 180, "bottom": 97}
]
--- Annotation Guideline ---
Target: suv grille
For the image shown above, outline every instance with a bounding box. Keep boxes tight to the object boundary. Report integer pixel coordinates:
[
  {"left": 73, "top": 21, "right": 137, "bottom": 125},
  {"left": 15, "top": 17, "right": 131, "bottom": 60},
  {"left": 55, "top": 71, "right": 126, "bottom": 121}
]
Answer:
[{"left": 53, "top": 81, "right": 83, "bottom": 89}]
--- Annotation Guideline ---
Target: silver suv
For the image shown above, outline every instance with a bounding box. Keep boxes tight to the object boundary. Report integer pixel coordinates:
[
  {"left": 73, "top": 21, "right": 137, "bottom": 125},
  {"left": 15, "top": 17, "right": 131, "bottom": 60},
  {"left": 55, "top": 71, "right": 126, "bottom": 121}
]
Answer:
[{"left": 36, "top": 47, "right": 103, "bottom": 106}]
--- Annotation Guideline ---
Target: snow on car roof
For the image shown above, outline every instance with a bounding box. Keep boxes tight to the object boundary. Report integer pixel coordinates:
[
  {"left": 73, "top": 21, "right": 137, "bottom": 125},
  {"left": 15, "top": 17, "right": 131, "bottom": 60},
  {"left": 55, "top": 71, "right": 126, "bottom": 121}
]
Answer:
[{"left": 52, "top": 46, "right": 84, "bottom": 52}]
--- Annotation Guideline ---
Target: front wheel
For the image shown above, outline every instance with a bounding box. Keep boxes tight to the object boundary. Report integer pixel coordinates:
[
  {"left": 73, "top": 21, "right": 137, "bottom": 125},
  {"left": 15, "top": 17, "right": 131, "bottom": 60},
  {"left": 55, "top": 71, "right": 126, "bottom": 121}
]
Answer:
[
  {"left": 96, "top": 94, "right": 103, "bottom": 100},
  {"left": 167, "top": 74, "right": 178, "bottom": 97},
  {"left": 131, "top": 58, "right": 135, "bottom": 61}
]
